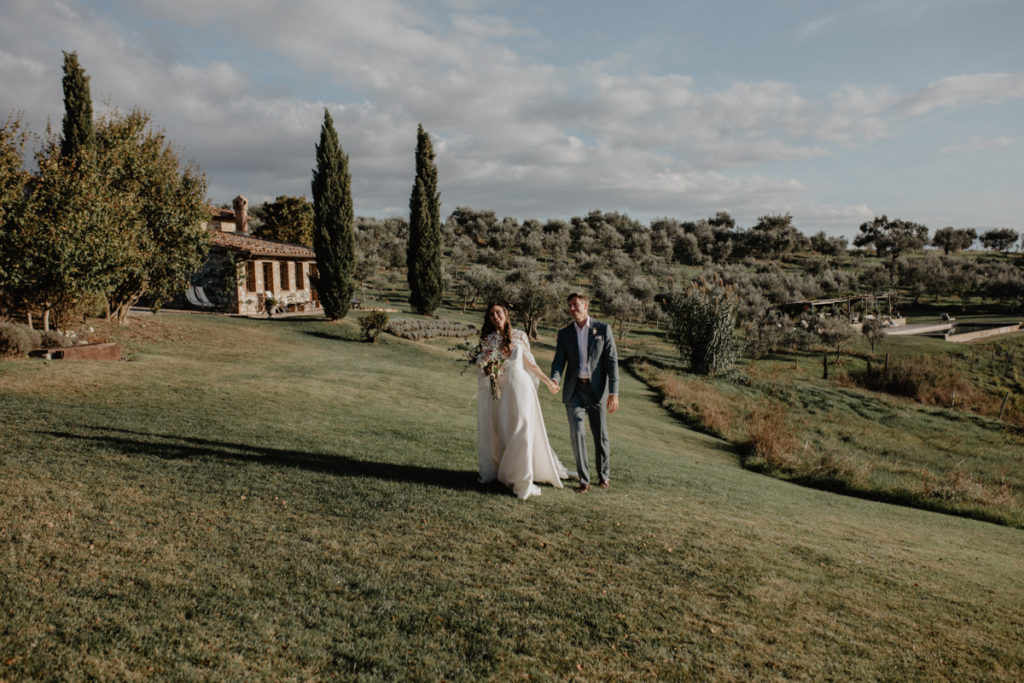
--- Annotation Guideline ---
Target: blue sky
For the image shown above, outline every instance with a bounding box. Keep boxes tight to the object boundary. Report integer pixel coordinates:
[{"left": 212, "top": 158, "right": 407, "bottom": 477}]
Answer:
[{"left": 2, "top": 0, "right": 1022, "bottom": 238}]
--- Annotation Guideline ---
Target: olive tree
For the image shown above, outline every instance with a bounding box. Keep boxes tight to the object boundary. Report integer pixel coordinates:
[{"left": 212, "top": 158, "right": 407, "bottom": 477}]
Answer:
[{"left": 665, "top": 277, "right": 738, "bottom": 376}]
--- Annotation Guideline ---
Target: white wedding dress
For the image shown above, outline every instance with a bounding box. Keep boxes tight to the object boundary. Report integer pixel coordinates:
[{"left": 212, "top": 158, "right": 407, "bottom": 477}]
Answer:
[{"left": 477, "top": 330, "right": 569, "bottom": 499}]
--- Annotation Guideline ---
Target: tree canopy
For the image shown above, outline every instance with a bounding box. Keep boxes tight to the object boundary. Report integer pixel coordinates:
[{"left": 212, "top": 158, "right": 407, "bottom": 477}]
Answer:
[
  {"left": 979, "top": 228, "right": 1019, "bottom": 254},
  {"left": 931, "top": 226, "right": 976, "bottom": 255},
  {"left": 1, "top": 53, "right": 209, "bottom": 328},
  {"left": 407, "top": 123, "right": 443, "bottom": 315},
  {"left": 60, "top": 51, "right": 94, "bottom": 163},
  {"left": 252, "top": 195, "right": 314, "bottom": 246},
  {"left": 853, "top": 215, "right": 929, "bottom": 266},
  {"left": 310, "top": 109, "right": 355, "bottom": 321}
]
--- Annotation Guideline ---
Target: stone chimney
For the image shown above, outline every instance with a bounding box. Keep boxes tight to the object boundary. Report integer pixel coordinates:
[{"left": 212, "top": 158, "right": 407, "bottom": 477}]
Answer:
[{"left": 232, "top": 195, "right": 249, "bottom": 234}]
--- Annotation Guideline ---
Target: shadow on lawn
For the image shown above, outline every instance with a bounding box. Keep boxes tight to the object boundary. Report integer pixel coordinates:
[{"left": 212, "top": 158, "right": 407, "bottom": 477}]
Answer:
[{"left": 37, "top": 426, "right": 482, "bottom": 493}]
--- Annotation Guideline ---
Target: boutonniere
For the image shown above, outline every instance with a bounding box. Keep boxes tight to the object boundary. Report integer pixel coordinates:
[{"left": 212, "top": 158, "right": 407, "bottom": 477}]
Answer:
[{"left": 591, "top": 328, "right": 598, "bottom": 336}]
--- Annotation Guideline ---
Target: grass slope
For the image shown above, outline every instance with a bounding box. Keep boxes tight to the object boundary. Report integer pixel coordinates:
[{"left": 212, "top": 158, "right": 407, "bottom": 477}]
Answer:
[{"left": 1, "top": 313, "right": 1022, "bottom": 680}]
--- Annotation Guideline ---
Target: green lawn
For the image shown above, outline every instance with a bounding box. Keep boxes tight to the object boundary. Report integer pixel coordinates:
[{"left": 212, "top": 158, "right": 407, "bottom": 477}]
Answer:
[{"left": 2, "top": 312, "right": 1022, "bottom": 680}]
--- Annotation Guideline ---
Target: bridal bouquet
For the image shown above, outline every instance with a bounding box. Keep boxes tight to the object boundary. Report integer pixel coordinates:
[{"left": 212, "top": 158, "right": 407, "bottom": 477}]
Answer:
[
  {"left": 450, "top": 334, "right": 507, "bottom": 400},
  {"left": 473, "top": 335, "right": 507, "bottom": 400}
]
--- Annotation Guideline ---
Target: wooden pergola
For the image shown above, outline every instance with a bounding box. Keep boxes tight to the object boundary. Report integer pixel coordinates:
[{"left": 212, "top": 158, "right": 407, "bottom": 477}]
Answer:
[{"left": 778, "top": 293, "right": 896, "bottom": 321}]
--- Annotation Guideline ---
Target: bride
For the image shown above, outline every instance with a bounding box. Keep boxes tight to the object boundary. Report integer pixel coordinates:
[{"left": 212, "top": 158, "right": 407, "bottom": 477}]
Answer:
[{"left": 476, "top": 302, "right": 569, "bottom": 499}]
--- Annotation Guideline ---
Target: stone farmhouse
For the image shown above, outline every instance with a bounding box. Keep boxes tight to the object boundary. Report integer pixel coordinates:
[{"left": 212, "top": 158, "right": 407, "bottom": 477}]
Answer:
[{"left": 185, "top": 195, "right": 320, "bottom": 316}]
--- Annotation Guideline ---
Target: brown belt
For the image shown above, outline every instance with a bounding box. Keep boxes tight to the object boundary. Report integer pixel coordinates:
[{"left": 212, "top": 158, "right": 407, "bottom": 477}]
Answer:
[{"left": 578, "top": 378, "right": 591, "bottom": 384}]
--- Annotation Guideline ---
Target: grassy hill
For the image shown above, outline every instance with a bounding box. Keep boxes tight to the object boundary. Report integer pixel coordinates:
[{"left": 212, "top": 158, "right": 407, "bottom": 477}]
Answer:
[{"left": 1, "top": 312, "right": 1022, "bottom": 680}]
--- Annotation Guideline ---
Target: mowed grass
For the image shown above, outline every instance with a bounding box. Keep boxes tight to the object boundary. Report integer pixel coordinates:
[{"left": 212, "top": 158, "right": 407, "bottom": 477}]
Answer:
[
  {"left": 2, "top": 313, "right": 1022, "bottom": 680},
  {"left": 631, "top": 324, "right": 1024, "bottom": 528}
]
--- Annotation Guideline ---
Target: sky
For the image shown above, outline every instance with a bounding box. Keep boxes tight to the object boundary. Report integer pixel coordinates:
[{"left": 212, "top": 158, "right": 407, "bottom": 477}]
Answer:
[{"left": 1, "top": 0, "right": 1022, "bottom": 239}]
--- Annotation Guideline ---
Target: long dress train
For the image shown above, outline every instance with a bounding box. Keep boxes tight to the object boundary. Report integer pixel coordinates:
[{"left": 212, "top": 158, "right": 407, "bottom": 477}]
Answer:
[{"left": 477, "top": 330, "right": 569, "bottom": 499}]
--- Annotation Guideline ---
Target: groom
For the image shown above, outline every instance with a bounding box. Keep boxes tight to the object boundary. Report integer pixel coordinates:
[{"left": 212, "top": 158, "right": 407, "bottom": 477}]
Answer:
[{"left": 550, "top": 292, "right": 620, "bottom": 493}]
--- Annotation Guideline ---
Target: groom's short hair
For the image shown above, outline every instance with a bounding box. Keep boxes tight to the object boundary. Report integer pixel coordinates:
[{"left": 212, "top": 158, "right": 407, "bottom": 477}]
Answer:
[{"left": 566, "top": 292, "right": 589, "bottom": 304}]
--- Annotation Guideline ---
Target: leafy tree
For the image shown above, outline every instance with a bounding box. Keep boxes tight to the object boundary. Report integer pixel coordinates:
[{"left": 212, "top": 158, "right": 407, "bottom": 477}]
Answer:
[
  {"left": 11, "top": 135, "right": 131, "bottom": 330},
  {"left": 407, "top": 124, "right": 443, "bottom": 315},
  {"left": 455, "top": 264, "right": 501, "bottom": 311},
  {"left": 896, "top": 257, "right": 934, "bottom": 304},
  {"left": 979, "top": 228, "right": 1019, "bottom": 254},
  {"left": 3, "top": 88, "right": 207, "bottom": 328},
  {"left": 60, "top": 51, "right": 94, "bottom": 163},
  {"left": 816, "top": 316, "right": 856, "bottom": 364},
  {"left": 518, "top": 218, "right": 544, "bottom": 257},
  {"left": 485, "top": 216, "right": 519, "bottom": 255},
  {"left": 665, "top": 276, "right": 738, "bottom": 376},
  {"left": 0, "top": 117, "right": 31, "bottom": 313},
  {"left": 861, "top": 317, "right": 886, "bottom": 356},
  {"left": 942, "top": 257, "right": 979, "bottom": 310},
  {"left": 809, "top": 231, "right": 847, "bottom": 257},
  {"left": 5, "top": 51, "right": 116, "bottom": 330},
  {"left": 96, "top": 109, "right": 210, "bottom": 321},
  {"left": 673, "top": 233, "right": 703, "bottom": 265},
  {"left": 648, "top": 217, "right": 680, "bottom": 261},
  {"left": 446, "top": 207, "right": 497, "bottom": 246},
  {"left": 252, "top": 195, "right": 314, "bottom": 246},
  {"left": 498, "top": 258, "right": 564, "bottom": 339},
  {"left": 744, "top": 310, "right": 791, "bottom": 360},
  {"left": 931, "top": 226, "right": 976, "bottom": 255},
  {"left": 311, "top": 109, "right": 355, "bottom": 320},
  {"left": 982, "top": 262, "right": 1024, "bottom": 311},
  {"left": 709, "top": 236, "right": 734, "bottom": 264},
  {"left": 853, "top": 215, "right": 929, "bottom": 269},
  {"left": 591, "top": 270, "right": 643, "bottom": 339},
  {"left": 626, "top": 272, "right": 658, "bottom": 322},
  {"left": 541, "top": 220, "right": 571, "bottom": 263},
  {"left": 745, "top": 213, "right": 804, "bottom": 259},
  {"left": 708, "top": 211, "right": 736, "bottom": 231}
]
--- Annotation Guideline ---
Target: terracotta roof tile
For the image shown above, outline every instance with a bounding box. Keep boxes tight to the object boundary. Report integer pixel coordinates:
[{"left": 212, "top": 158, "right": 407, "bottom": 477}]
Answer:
[{"left": 211, "top": 231, "right": 315, "bottom": 258}]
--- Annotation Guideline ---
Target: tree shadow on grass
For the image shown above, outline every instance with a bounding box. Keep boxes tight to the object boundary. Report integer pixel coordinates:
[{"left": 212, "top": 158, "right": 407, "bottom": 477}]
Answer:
[
  {"left": 36, "top": 426, "right": 484, "bottom": 494},
  {"left": 302, "top": 330, "right": 362, "bottom": 343}
]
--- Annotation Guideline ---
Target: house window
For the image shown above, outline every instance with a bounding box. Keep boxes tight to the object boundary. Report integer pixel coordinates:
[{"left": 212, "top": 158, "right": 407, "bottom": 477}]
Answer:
[
  {"left": 295, "top": 262, "right": 304, "bottom": 289},
  {"left": 263, "top": 262, "right": 275, "bottom": 292},
  {"left": 280, "top": 261, "right": 290, "bottom": 290},
  {"left": 246, "top": 262, "right": 256, "bottom": 292}
]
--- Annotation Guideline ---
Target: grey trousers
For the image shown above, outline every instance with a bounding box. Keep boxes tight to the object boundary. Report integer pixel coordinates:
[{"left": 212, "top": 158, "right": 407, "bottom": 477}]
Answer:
[{"left": 566, "top": 382, "right": 609, "bottom": 485}]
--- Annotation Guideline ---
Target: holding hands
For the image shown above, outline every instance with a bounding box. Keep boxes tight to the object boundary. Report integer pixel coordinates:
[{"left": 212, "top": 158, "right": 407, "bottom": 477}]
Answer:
[{"left": 546, "top": 378, "right": 560, "bottom": 394}]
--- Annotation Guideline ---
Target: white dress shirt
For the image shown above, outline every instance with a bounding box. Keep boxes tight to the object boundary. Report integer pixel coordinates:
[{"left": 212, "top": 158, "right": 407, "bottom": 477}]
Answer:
[{"left": 575, "top": 317, "right": 591, "bottom": 380}]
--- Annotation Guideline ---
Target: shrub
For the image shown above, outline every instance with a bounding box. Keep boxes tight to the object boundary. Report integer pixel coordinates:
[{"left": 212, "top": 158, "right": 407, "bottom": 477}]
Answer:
[
  {"left": 665, "top": 276, "right": 738, "bottom": 376},
  {"left": 385, "top": 318, "right": 476, "bottom": 340},
  {"left": 0, "top": 323, "right": 41, "bottom": 358},
  {"left": 359, "top": 311, "right": 389, "bottom": 343},
  {"left": 40, "top": 329, "right": 69, "bottom": 349},
  {"left": 744, "top": 311, "right": 789, "bottom": 360}
]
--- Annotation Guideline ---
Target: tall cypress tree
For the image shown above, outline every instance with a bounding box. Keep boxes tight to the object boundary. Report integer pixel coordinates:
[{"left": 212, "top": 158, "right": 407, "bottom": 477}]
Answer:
[
  {"left": 310, "top": 109, "right": 355, "bottom": 320},
  {"left": 60, "top": 51, "right": 94, "bottom": 162},
  {"left": 407, "top": 123, "right": 443, "bottom": 315}
]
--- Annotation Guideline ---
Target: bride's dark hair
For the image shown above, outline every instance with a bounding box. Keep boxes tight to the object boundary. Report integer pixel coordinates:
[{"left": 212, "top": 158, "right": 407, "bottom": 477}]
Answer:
[{"left": 481, "top": 302, "right": 512, "bottom": 356}]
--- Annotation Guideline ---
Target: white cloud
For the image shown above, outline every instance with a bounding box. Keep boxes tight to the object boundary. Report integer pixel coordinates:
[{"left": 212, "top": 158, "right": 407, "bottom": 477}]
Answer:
[
  {"left": 1, "top": 0, "right": 1021, "bottom": 235},
  {"left": 897, "top": 73, "right": 1024, "bottom": 117},
  {"left": 940, "top": 136, "right": 1016, "bottom": 154}
]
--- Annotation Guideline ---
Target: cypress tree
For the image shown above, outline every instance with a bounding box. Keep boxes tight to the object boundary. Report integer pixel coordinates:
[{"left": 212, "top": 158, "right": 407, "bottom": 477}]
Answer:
[
  {"left": 407, "top": 123, "right": 443, "bottom": 315},
  {"left": 310, "top": 109, "right": 355, "bottom": 320},
  {"left": 60, "top": 51, "right": 94, "bottom": 162}
]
